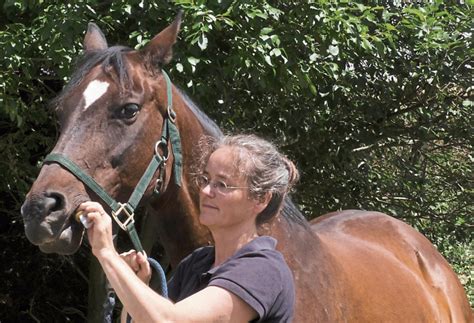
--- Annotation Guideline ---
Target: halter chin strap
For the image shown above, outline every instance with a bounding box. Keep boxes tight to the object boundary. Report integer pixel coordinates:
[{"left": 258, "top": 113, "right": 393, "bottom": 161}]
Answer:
[{"left": 43, "top": 70, "right": 182, "bottom": 252}]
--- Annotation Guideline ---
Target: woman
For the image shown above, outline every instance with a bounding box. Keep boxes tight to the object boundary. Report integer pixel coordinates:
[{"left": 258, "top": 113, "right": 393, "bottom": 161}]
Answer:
[{"left": 78, "top": 134, "right": 298, "bottom": 322}]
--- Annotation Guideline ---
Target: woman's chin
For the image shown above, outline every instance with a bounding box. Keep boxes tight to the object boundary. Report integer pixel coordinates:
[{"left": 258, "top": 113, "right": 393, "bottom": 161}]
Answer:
[{"left": 199, "top": 212, "right": 218, "bottom": 227}]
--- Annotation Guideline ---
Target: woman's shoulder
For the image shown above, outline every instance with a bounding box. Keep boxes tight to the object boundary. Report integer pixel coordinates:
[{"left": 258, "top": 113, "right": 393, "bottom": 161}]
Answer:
[
  {"left": 214, "top": 236, "right": 292, "bottom": 282},
  {"left": 208, "top": 236, "right": 295, "bottom": 322},
  {"left": 188, "top": 244, "right": 214, "bottom": 259},
  {"left": 179, "top": 244, "right": 214, "bottom": 269},
  {"left": 233, "top": 236, "right": 287, "bottom": 266}
]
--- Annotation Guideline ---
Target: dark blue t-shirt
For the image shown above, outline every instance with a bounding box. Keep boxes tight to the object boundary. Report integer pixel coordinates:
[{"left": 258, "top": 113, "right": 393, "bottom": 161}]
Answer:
[{"left": 168, "top": 236, "right": 295, "bottom": 322}]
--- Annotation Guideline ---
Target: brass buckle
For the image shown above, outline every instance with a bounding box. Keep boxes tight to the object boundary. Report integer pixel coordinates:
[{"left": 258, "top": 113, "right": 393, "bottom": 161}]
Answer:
[{"left": 111, "top": 203, "right": 134, "bottom": 231}]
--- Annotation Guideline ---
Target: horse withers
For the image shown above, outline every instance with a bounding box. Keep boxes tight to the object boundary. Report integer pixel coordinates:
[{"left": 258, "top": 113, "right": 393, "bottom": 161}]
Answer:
[{"left": 21, "top": 13, "right": 472, "bottom": 322}]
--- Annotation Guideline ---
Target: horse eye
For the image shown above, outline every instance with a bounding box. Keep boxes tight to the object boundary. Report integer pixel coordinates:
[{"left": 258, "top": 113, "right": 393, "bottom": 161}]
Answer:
[{"left": 119, "top": 103, "right": 140, "bottom": 119}]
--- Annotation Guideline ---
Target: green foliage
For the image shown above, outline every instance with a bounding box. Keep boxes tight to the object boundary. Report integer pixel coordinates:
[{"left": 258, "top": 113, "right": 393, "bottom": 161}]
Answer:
[{"left": 1, "top": 0, "right": 472, "bottom": 319}]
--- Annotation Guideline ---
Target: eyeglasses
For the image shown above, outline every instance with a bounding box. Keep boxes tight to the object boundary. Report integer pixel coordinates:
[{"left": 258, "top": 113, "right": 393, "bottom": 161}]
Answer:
[{"left": 195, "top": 174, "right": 248, "bottom": 195}]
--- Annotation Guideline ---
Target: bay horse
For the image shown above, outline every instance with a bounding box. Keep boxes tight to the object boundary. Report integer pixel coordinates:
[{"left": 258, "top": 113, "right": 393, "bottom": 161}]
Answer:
[{"left": 21, "top": 14, "right": 472, "bottom": 322}]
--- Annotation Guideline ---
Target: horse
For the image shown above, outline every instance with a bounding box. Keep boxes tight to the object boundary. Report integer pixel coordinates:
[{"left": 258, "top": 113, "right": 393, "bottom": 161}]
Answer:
[{"left": 21, "top": 13, "right": 472, "bottom": 322}]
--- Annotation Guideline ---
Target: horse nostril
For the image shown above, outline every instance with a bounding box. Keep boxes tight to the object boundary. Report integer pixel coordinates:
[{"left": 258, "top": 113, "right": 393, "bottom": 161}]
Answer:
[
  {"left": 22, "top": 192, "right": 66, "bottom": 222},
  {"left": 45, "top": 192, "right": 64, "bottom": 213}
]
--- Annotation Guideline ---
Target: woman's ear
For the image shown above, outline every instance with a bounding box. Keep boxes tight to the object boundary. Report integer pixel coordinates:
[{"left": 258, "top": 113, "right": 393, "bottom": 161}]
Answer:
[{"left": 254, "top": 192, "right": 272, "bottom": 214}]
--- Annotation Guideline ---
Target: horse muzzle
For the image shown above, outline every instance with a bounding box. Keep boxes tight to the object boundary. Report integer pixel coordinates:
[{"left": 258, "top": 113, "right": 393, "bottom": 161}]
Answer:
[{"left": 21, "top": 192, "right": 85, "bottom": 254}]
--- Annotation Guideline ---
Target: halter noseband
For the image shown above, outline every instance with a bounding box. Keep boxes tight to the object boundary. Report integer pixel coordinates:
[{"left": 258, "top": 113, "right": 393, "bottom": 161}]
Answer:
[{"left": 43, "top": 71, "right": 182, "bottom": 252}]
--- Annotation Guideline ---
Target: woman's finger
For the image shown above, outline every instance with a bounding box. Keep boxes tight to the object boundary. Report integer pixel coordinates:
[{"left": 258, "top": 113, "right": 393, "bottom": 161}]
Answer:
[
  {"left": 120, "top": 250, "right": 137, "bottom": 258},
  {"left": 120, "top": 250, "right": 141, "bottom": 272},
  {"left": 136, "top": 251, "right": 148, "bottom": 264},
  {"left": 134, "top": 251, "right": 151, "bottom": 284},
  {"left": 78, "top": 202, "right": 107, "bottom": 218}
]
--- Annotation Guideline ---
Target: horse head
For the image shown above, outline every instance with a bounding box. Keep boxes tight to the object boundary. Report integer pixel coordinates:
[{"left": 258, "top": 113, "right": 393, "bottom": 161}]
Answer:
[{"left": 21, "top": 14, "right": 187, "bottom": 254}]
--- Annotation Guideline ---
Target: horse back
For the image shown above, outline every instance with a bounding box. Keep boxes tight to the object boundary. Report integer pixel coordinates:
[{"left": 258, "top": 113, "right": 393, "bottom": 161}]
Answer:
[{"left": 268, "top": 210, "right": 472, "bottom": 322}]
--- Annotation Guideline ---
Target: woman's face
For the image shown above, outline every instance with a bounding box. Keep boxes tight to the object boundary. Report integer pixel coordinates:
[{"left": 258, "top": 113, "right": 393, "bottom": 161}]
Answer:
[{"left": 198, "top": 146, "right": 264, "bottom": 230}]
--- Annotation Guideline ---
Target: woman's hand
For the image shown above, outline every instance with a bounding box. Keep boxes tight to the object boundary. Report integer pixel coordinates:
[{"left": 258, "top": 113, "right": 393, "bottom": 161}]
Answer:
[
  {"left": 77, "top": 201, "right": 115, "bottom": 258},
  {"left": 120, "top": 250, "right": 152, "bottom": 285}
]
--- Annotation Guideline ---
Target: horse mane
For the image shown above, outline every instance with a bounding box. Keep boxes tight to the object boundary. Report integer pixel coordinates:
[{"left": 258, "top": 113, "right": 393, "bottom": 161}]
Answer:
[
  {"left": 178, "top": 89, "right": 223, "bottom": 139},
  {"left": 281, "top": 196, "right": 311, "bottom": 228},
  {"left": 51, "top": 45, "right": 133, "bottom": 111}
]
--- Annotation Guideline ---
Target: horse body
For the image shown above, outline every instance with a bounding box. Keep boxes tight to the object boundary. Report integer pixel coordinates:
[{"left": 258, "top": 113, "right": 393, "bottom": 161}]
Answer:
[
  {"left": 265, "top": 209, "right": 471, "bottom": 322},
  {"left": 21, "top": 15, "right": 472, "bottom": 322}
]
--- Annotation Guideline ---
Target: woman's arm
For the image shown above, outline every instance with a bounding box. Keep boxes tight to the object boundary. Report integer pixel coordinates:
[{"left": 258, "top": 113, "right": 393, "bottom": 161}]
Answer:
[
  {"left": 174, "top": 286, "right": 258, "bottom": 322},
  {"left": 97, "top": 248, "right": 176, "bottom": 322},
  {"left": 77, "top": 202, "right": 175, "bottom": 321},
  {"left": 119, "top": 250, "right": 152, "bottom": 323},
  {"left": 78, "top": 202, "right": 257, "bottom": 323}
]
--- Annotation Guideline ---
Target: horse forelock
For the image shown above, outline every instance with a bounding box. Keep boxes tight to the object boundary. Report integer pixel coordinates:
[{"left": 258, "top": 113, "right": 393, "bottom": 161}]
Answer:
[{"left": 51, "top": 46, "right": 133, "bottom": 112}]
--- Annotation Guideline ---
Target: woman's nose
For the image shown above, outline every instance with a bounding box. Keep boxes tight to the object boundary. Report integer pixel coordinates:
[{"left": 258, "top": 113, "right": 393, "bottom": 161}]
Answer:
[{"left": 200, "top": 183, "right": 215, "bottom": 197}]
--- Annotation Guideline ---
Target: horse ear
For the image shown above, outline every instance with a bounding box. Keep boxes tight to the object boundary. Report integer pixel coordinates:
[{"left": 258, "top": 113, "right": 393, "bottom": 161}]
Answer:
[
  {"left": 141, "top": 11, "right": 183, "bottom": 66},
  {"left": 84, "top": 22, "right": 108, "bottom": 52}
]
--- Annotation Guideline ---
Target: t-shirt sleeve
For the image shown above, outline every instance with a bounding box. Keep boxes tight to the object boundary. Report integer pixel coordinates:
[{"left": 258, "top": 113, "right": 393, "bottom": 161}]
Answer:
[{"left": 207, "top": 251, "right": 286, "bottom": 320}]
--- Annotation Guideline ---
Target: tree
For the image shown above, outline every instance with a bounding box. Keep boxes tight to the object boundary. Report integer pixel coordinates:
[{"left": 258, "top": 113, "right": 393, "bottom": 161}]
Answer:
[{"left": 1, "top": 1, "right": 471, "bottom": 320}]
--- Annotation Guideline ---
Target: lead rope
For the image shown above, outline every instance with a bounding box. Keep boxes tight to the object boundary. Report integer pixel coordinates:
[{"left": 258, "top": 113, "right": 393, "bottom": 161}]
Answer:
[{"left": 124, "top": 257, "right": 168, "bottom": 323}]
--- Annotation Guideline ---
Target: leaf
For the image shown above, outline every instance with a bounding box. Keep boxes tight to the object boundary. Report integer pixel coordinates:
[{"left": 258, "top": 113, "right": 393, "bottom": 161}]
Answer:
[
  {"left": 361, "top": 38, "right": 373, "bottom": 51},
  {"left": 271, "top": 34, "right": 281, "bottom": 47},
  {"left": 187, "top": 57, "right": 200, "bottom": 66},
  {"left": 328, "top": 45, "right": 339, "bottom": 56},
  {"left": 264, "top": 55, "right": 272, "bottom": 66},
  {"left": 304, "top": 74, "right": 317, "bottom": 95},
  {"left": 461, "top": 100, "right": 473, "bottom": 107},
  {"left": 270, "top": 48, "right": 281, "bottom": 57},
  {"left": 198, "top": 33, "right": 208, "bottom": 50},
  {"left": 261, "top": 27, "right": 273, "bottom": 35}
]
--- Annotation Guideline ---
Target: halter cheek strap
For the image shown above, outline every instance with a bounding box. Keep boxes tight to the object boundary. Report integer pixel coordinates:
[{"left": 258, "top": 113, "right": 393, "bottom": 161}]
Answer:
[{"left": 43, "top": 70, "right": 182, "bottom": 253}]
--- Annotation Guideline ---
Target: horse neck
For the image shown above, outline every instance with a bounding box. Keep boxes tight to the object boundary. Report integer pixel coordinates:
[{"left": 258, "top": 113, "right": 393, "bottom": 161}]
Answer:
[
  {"left": 259, "top": 206, "right": 319, "bottom": 267},
  {"left": 145, "top": 90, "right": 214, "bottom": 267},
  {"left": 260, "top": 214, "right": 314, "bottom": 244},
  {"left": 146, "top": 185, "right": 211, "bottom": 268}
]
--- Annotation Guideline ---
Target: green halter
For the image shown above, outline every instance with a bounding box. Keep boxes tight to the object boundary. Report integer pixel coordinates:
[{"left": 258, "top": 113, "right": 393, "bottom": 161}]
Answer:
[{"left": 43, "top": 71, "right": 182, "bottom": 252}]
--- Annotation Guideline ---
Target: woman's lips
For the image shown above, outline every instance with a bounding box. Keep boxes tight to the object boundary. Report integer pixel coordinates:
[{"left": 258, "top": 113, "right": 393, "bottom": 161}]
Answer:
[{"left": 201, "top": 203, "right": 218, "bottom": 210}]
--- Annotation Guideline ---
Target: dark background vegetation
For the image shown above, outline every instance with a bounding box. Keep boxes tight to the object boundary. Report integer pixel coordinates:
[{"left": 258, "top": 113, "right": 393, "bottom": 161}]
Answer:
[{"left": 1, "top": 0, "right": 472, "bottom": 321}]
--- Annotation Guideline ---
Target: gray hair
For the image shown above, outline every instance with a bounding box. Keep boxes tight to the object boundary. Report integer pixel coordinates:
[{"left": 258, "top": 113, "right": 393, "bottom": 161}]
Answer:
[{"left": 195, "top": 134, "right": 299, "bottom": 224}]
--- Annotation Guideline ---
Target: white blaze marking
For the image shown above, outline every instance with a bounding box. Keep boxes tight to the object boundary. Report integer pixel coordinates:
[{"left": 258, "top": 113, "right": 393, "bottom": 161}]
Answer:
[{"left": 82, "top": 80, "right": 110, "bottom": 110}]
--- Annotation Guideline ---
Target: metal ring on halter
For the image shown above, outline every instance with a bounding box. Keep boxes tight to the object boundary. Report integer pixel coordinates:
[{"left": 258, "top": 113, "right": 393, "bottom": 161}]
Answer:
[
  {"left": 154, "top": 178, "right": 163, "bottom": 194},
  {"left": 167, "top": 106, "right": 176, "bottom": 123},
  {"left": 155, "top": 140, "right": 169, "bottom": 162}
]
